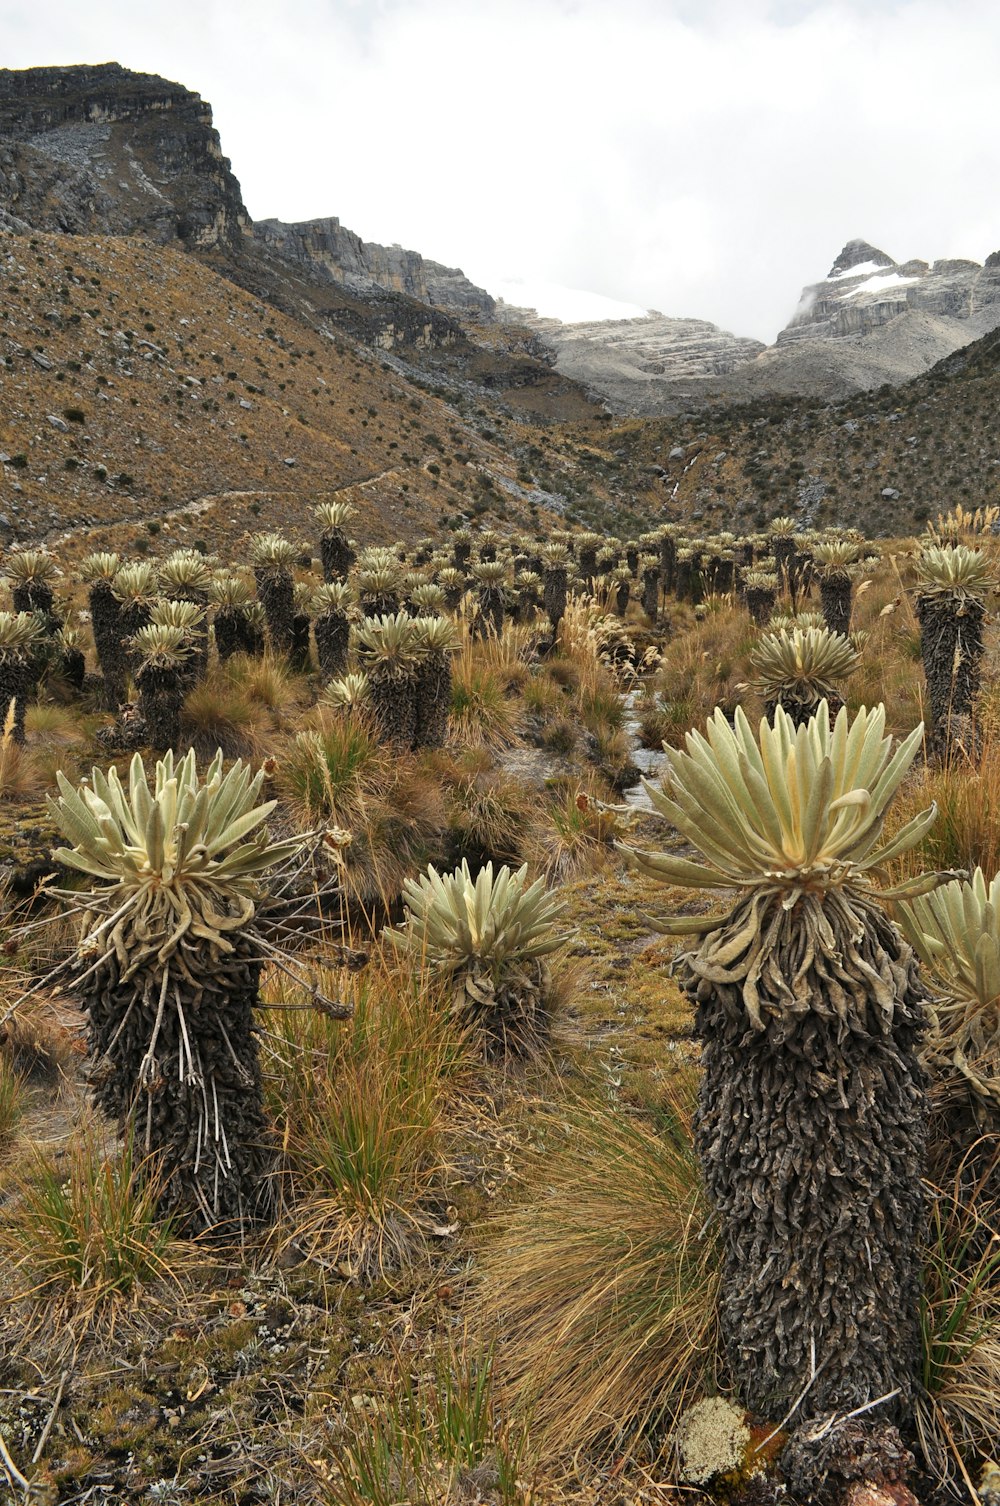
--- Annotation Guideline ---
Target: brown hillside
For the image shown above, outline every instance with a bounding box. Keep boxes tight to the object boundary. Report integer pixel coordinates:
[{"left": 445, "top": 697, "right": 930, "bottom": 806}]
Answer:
[{"left": 0, "top": 231, "right": 582, "bottom": 562}]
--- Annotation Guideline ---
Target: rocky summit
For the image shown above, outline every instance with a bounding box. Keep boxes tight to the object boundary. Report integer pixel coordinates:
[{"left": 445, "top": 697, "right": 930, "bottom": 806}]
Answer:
[
  {"left": 0, "top": 63, "right": 505, "bottom": 363},
  {"left": 523, "top": 237, "right": 1000, "bottom": 415},
  {"left": 0, "top": 62, "right": 247, "bottom": 249}
]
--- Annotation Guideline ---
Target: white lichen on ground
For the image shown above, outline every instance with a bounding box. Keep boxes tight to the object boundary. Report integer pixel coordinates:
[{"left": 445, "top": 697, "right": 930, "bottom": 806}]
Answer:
[{"left": 672, "top": 1395, "right": 752, "bottom": 1485}]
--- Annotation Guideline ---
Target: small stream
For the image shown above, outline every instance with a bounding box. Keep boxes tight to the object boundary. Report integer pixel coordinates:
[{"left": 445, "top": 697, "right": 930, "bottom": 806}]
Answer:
[{"left": 621, "top": 687, "right": 668, "bottom": 812}]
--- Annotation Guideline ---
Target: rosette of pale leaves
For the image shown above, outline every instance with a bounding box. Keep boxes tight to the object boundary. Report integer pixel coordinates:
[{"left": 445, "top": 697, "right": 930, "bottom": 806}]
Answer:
[
  {"left": 353, "top": 612, "right": 425, "bottom": 673},
  {"left": 159, "top": 550, "right": 213, "bottom": 597},
  {"left": 767, "top": 611, "right": 825, "bottom": 633},
  {"left": 1, "top": 547, "right": 59, "bottom": 587},
  {"left": 131, "top": 622, "right": 192, "bottom": 668},
  {"left": 322, "top": 671, "right": 370, "bottom": 709},
  {"left": 812, "top": 538, "right": 861, "bottom": 572},
  {"left": 0, "top": 610, "right": 46, "bottom": 659},
  {"left": 50, "top": 749, "right": 302, "bottom": 974},
  {"left": 915, "top": 544, "right": 995, "bottom": 604},
  {"left": 311, "top": 581, "right": 352, "bottom": 614},
  {"left": 389, "top": 860, "right": 571, "bottom": 975},
  {"left": 148, "top": 598, "right": 205, "bottom": 632},
  {"left": 387, "top": 860, "right": 571, "bottom": 1050},
  {"left": 748, "top": 626, "right": 860, "bottom": 701},
  {"left": 315, "top": 500, "right": 355, "bottom": 529},
  {"left": 623, "top": 702, "right": 937, "bottom": 932},
  {"left": 112, "top": 562, "right": 158, "bottom": 605},
  {"left": 207, "top": 571, "right": 255, "bottom": 609},
  {"left": 898, "top": 868, "right": 1000, "bottom": 1107},
  {"left": 249, "top": 531, "right": 297, "bottom": 569},
  {"left": 80, "top": 551, "right": 122, "bottom": 582}
]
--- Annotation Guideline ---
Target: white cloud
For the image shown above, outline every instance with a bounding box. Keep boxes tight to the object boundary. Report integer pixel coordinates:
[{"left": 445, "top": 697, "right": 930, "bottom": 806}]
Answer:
[{"left": 4, "top": 0, "right": 1000, "bottom": 340}]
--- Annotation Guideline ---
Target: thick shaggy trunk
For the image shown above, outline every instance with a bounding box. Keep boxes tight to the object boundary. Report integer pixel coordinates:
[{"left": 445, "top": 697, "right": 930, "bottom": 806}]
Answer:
[
  {"left": 477, "top": 587, "right": 505, "bottom": 638},
  {"left": 12, "top": 581, "right": 54, "bottom": 619},
  {"left": 319, "top": 528, "right": 354, "bottom": 583},
  {"left": 614, "top": 580, "right": 630, "bottom": 616},
  {"left": 136, "top": 662, "right": 184, "bottom": 751},
  {"left": 453, "top": 539, "right": 472, "bottom": 571},
  {"left": 746, "top": 585, "right": 776, "bottom": 626},
  {"left": 0, "top": 657, "right": 36, "bottom": 743},
  {"left": 681, "top": 887, "right": 927, "bottom": 1423},
  {"left": 820, "top": 573, "right": 854, "bottom": 637},
  {"left": 62, "top": 645, "right": 86, "bottom": 692},
  {"left": 764, "top": 688, "right": 844, "bottom": 729},
  {"left": 80, "top": 939, "right": 275, "bottom": 1230},
  {"left": 291, "top": 612, "right": 312, "bottom": 673},
  {"left": 90, "top": 581, "right": 125, "bottom": 706},
  {"left": 543, "top": 566, "right": 567, "bottom": 636},
  {"left": 118, "top": 600, "right": 152, "bottom": 688},
  {"left": 579, "top": 544, "right": 598, "bottom": 586},
  {"left": 772, "top": 536, "right": 799, "bottom": 604},
  {"left": 641, "top": 567, "right": 660, "bottom": 624},
  {"left": 314, "top": 610, "right": 351, "bottom": 679},
  {"left": 254, "top": 566, "right": 295, "bottom": 655},
  {"left": 713, "top": 557, "right": 735, "bottom": 595},
  {"left": 916, "top": 594, "right": 985, "bottom": 758},
  {"left": 214, "top": 610, "right": 242, "bottom": 663},
  {"left": 360, "top": 590, "right": 400, "bottom": 618},
  {"left": 413, "top": 653, "right": 451, "bottom": 750},
  {"left": 626, "top": 545, "right": 639, "bottom": 578},
  {"left": 659, "top": 535, "right": 676, "bottom": 597},
  {"left": 368, "top": 668, "right": 418, "bottom": 750}
]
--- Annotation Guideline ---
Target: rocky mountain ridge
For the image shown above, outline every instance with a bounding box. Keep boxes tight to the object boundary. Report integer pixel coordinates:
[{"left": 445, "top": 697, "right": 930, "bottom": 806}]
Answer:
[
  {"left": 781, "top": 236, "right": 1000, "bottom": 343},
  {"left": 0, "top": 64, "right": 499, "bottom": 346},
  {"left": 526, "top": 237, "right": 1000, "bottom": 415}
]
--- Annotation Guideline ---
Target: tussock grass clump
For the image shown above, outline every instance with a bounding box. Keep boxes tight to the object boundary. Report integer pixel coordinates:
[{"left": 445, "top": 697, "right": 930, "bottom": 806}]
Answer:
[
  {"left": 0, "top": 1131, "right": 182, "bottom": 1317},
  {"left": 224, "top": 650, "right": 301, "bottom": 718},
  {"left": 0, "top": 1053, "right": 27, "bottom": 1146},
  {"left": 528, "top": 775, "right": 620, "bottom": 883},
  {"left": 0, "top": 697, "right": 45, "bottom": 799},
  {"left": 282, "top": 713, "right": 385, "bottom": 823},
  {"left": 265, "top": 963, "right": 466, "bottom": 1281},
  {"left": 649, "top": 601, "right": 757, "bottom": 742},
  {"left": 181, "top": 672, "right": 262, "bottom": 760},
  {"left": 481, "top": 1091, "right": 719, "bottom": 1463},
  {"left": 886, "top": 737, "right": 1000, "bottom": 885},
  {"left": 917, "top": 1179, "right": 1000, "bottom": 1487},
  {"left": 450, "top": 654, "right": 516, "bottom": 751},
  {"left": 329, "top": 1340, "right": 526, "bottom": 1506},
  {"left": 440, "top": 753, "right": 533, "bottom": 870}
]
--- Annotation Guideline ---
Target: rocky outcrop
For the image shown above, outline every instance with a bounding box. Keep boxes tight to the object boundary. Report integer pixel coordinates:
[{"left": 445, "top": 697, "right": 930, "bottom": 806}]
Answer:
[
  {"left": 780, "top": 237, "right": 1000, "bottom": 344},
  {"left": 0, "top": 63, "right": 249, "bottom": 248},
  {"left": 512, "top": 310, "right": 766, "bottom": 415},
  {"left": 0, "top": 64, "right": 495, "bottom": 356},
  {"left": 254, "top": 216, "right": 495, "bottom": 318},
  {"left": 528, "top": 238, "right": 1000, "bottom": 414}
]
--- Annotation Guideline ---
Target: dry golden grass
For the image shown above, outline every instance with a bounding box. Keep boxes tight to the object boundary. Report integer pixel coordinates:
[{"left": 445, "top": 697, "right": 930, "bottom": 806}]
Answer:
[
  {"left": 264, "top": 957, "right": 469, "bottom": 1283},
  {"left": 885, "top": 734, "right": 1000, "bottom": 886},
  {"left": 647, "top": 598, "right": 758, "bottom": 742},
  {"left": 917, "top": 1171, "right": 1000, "bottom": 1490},
  {"left": 480, "top": 1084, "right": 719, "bottom": 1466},
  {"left": 0, "top": 1126, "right": 192, "bottom": 1325},
  {"left": 0, "top": 699, "right": 45, "bottom": 800}
]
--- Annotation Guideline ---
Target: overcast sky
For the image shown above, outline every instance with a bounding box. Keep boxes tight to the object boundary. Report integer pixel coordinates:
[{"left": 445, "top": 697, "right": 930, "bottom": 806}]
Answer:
[{"left": 5, "top": 0, "right": 1000, "bottom": 339}]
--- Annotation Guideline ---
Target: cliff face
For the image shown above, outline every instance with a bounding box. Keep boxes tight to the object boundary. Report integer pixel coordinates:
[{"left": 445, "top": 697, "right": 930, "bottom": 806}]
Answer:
[
  {"left": 528, "top": 237, "right": 1000, "bottom": 415},
  {"left": 515, "top": 310, "right": 766, "bottom": 415},
  {"left": 254, "top": 216, "right": 495, "bottom": 318},
  {"left": 0, "top": 64, "right": 497, "bottom": 358},
  {"left": 0, "top": 63, "right": 249, "bottom": 249},
  {"left": 780, "top": 237, "right": 1000, "bottom": 344}
]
